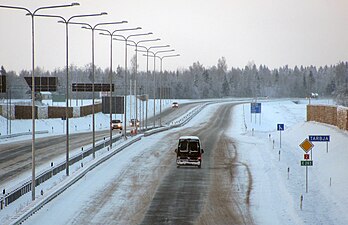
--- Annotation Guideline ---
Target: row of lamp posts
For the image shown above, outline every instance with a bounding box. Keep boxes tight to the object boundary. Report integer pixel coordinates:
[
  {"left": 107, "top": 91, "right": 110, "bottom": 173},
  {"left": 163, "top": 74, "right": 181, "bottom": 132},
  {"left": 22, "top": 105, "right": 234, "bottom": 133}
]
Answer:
[{"left": 0, "top": 2, "right": 179, "bottom": 202}]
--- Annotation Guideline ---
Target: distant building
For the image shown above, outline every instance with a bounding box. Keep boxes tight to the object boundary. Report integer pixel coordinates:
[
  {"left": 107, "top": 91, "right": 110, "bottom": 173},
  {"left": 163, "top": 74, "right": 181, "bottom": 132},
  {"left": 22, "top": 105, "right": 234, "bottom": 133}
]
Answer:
[{"left": 40, "top": 91, "right": 52, "bottom": 100}]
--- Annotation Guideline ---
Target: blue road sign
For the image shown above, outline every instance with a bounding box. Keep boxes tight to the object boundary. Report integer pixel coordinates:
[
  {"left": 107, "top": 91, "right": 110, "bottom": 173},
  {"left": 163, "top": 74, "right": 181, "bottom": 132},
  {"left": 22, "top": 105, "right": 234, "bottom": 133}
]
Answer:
[
  {"left": 251, "top": 103, "right": 261, "bottom": 113},
  {"left": 277, "top": 124, "right": 284, "bottom": 131},
  {"left": 309, "top": 135, "right": 330, "bottom": 142}
]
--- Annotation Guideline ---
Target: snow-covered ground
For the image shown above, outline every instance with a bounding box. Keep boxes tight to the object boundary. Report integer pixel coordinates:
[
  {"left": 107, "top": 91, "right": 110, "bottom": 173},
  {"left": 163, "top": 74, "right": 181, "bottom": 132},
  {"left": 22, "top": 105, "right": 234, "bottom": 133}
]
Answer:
[
  {"left": 0, "top": 97, "right": 183, "bottom": 142},
  {"left": 1, "top": 98, "right": 348, "bottom": 224},
  {"left": 231, "top": 99, "right": 348, "bottom": 224}
]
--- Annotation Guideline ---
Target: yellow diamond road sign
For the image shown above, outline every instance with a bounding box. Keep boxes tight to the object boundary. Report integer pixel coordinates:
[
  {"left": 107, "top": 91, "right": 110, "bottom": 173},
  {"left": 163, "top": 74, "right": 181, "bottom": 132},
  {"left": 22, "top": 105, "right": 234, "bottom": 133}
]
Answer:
[{"left": 299, "top": 138, "right": 314, "bottom": 153}]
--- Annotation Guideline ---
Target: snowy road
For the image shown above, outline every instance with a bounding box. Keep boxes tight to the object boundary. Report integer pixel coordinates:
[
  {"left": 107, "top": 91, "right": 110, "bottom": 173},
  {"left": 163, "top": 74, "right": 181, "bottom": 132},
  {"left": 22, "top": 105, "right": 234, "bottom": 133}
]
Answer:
[
  {"left": 0, "top": 101, "right": 200, "bottom": 187},
  {"left": 5, "top": 99, "right": 348, "bottom": 225},
  {"left": 140, "top": 103, "right": 253, "bottom": 225},
  {"left": 24, "top": 102, "right": 254, "bottom": 225},
  {"left": 0, "top": 130, "right": 117, "bottom": 186}
]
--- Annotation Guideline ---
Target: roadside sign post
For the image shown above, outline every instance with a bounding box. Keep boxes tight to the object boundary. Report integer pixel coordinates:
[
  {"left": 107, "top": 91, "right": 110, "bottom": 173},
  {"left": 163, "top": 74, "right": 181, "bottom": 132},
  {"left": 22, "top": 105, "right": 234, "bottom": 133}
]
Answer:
[
  {"left": 278, "top": 150, "right": 281, "bottom": 161},
  {"left": 306, "top": 165, "right": 308, "bottom": 193},
  {"left": 250, "top": 102, "right": 261, "bottom": 124},
  {"left": 287, "top": 167, "right": 290, "bottom": 180},
  {"left": 309, "top": 135, "right": 330, "bottom": 153},
  {"left": 277, "top": 124, "right": 284, "bottom": 148},
  {"left": 299, "top": 138, "right": 314, "bottom": 193}
]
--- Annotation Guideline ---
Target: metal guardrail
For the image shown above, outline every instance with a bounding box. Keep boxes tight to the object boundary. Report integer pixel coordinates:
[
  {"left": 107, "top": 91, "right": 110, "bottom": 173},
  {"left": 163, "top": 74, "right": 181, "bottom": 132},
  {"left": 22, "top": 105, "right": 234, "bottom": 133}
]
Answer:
[
  {"left": 0, "top": 133, "right": 123, "bottom": 209},
  {"left": 144, "top": 103, "right": 209, "bottom": 136},
  {"left": 8, "top": 136, "right": 142, "bottom": 225},
  {"left": 2, "top": 101, "right": 211, "bottom": 224},
  {"left": 0, "top": 101, "right": 223, "bottom": 212}
]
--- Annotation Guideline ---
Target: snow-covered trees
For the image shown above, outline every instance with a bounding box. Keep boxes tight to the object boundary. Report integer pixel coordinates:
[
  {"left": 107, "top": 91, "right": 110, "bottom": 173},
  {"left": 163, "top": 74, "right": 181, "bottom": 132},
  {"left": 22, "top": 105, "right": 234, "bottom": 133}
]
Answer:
[
  {"left": 2, "top": 59, "right": 346, "bottom": 105},
  {"left": 334, "top": 62, "right": 348, "bottom": 106}
]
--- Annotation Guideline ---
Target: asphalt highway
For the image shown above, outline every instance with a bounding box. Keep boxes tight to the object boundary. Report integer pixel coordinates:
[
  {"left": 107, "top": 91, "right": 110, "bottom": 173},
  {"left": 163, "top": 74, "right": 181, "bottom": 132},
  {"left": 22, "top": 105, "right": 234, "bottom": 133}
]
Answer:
[
  {"left": 139, "top": 103, "right": 254, "bottom": 225},
  {"left": 23, "top": 101, "right": 254, "bottom": 225},
  {"left": 0, "top": 102, "right": 200, "bottom": 186}
]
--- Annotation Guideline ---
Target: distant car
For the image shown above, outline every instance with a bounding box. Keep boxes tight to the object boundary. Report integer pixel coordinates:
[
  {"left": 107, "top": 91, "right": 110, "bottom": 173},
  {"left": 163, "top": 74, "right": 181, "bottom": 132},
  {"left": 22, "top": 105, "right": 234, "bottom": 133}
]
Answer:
[
  {"left": 130, "top": 119, "right": 140, "bottom": 127},
  {"left": 311, "top": 93, "right": 319, "bottom": 98},
  {"left": 111, "top": 119, "right": 122, "bottom": 130},
  {"left": 175, "top": 136, "right": 204, "bottom": 168},
  {"left": 172, "top": 102, "right": 179, "bottom": 108}
]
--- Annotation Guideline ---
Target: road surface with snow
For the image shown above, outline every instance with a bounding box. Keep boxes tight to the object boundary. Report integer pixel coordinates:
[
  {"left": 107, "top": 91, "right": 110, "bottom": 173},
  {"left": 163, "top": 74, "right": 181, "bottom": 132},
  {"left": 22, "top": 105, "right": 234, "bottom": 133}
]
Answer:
[
  {"left": 2, "top": 99, "right": 348, "bottom": 225},
  {"left": 0, "top": 101, "right": 199, "bottom": 188}
]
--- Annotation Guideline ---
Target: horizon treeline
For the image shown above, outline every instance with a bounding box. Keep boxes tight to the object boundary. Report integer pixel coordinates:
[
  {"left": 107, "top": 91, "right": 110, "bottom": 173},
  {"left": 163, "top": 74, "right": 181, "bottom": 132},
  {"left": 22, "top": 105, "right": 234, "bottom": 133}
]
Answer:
[{"left": 1, "top": 57, "right": 348, "bottom": 106}]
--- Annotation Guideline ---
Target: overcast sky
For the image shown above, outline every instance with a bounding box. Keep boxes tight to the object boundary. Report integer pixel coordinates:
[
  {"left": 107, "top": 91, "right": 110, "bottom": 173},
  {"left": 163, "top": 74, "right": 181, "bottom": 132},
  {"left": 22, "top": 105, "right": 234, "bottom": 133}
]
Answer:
[{"left": 1, "top": 0, "right": 348, "bottom": 73}]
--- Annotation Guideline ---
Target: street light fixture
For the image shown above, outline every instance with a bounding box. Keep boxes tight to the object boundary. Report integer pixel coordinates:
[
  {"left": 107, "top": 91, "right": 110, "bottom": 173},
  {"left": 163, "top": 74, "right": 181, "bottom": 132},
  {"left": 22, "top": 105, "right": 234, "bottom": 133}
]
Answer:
[
  {"left": 127, "top": 38, "right": 160, "bottom": 133},
  {"left": 69, "top": 19, "right": 128, "bottom": 159},
  {"left": 0, "top": 2, "right": 79, "bottom": 201},
  {"left": 134, "top": 45, "right": 170, "bottom": 129},
  {"left": 33, "top": 12, "right": 107, "bottom": 177},
  {"left": 112, "top": 32, "right": 153, "bottom": 139},
  {"left": 152, "top": 54, "right": 180, "bottom": 126},
  {"left": 150, "top": 49, "right": 175, "bottom": 128},
  {"left": 98, "top": 27, "right": 143, "bottom": 149}
]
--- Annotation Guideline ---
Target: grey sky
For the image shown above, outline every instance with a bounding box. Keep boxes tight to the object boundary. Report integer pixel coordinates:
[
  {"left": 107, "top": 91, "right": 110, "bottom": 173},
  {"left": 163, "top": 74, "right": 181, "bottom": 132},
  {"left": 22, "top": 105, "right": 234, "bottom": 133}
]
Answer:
[{"left": 1, "top": 0, "right": 348, "bottom": 73}]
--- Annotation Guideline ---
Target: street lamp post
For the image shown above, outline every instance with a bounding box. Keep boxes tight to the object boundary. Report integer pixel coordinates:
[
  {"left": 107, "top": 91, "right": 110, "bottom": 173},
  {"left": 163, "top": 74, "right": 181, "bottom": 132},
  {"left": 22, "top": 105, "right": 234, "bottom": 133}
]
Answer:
[
  {"left": 68, "top": 20, "right": 127, "bottom": 158},
  {"left": 157, "top": 54, "right": 180, "bottom": 126},
  {"left": 127, "top": 38, "right": 160, "bottom": 133},
  {"left": 98, "top": 27, "right": 143, "bottom": 149},
  {"left": 135, "top": 45, "right": 170, "bottom": 129},
  {"left": 0, "top": 2, "right": 79, "bottom": 201},
  {"left": 146, "top": 49, "right": 175, "bottom": 128},
  {"left": 113, "top": 32, "right": 153, "bottom": 138},
  {"left": 33, "top": 12, "right": 107, "bottom": 177},
  {"left": 145, "top": 53, "right": 179, "bottom": 126}
]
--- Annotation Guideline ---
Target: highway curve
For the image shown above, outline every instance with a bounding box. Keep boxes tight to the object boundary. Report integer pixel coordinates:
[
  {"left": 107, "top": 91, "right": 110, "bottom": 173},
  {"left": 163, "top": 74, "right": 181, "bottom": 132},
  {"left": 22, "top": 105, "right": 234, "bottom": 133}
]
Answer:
[
  {"left": 23, "top": 102, "right": 254, "bottom": 225},
  {"left": 0, "top": 131, "right": 115, "bottom": 185},
  {"left": 143, "top": 101, "right": 202, "bottom": 127},
  {"left": 0, "top": 101, "right": 200, "bottom": 186},
  {"left": 139, "top": 103, "right": 254, "bottom": 225}
]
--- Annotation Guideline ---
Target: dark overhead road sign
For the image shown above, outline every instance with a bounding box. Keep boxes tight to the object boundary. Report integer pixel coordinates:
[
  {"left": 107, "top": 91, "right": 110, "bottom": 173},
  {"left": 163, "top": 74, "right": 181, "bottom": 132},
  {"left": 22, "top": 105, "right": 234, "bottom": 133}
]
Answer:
[
  {"left": 24, "top": 77, "right": 57, "bottom": 92},
  {"left": 72, "top": 83, "right": 114, "bottom": 92},
  {"left": 0, "top": 75, "right": 6, "bottom": 93},
  {"left": 102, "top": 96, "right": 124, "bottom": 114}
]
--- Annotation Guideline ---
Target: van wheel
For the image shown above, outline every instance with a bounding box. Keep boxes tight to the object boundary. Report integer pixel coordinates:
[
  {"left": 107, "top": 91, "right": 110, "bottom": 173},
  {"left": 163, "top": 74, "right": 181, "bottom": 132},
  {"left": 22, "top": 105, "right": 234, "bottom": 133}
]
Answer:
[
  {"left": 177, "top": 165, "right": 180, "bottom": 168},
  {"left": 198, "top": 164, "right": 201, "bottom": 168}
]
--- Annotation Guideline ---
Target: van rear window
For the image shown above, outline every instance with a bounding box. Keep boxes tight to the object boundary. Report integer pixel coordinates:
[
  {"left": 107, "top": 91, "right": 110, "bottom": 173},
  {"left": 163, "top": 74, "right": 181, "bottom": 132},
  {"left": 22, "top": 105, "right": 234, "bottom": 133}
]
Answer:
[{"left": 178, "top": 140, "right": 200, "bottom": 152}]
